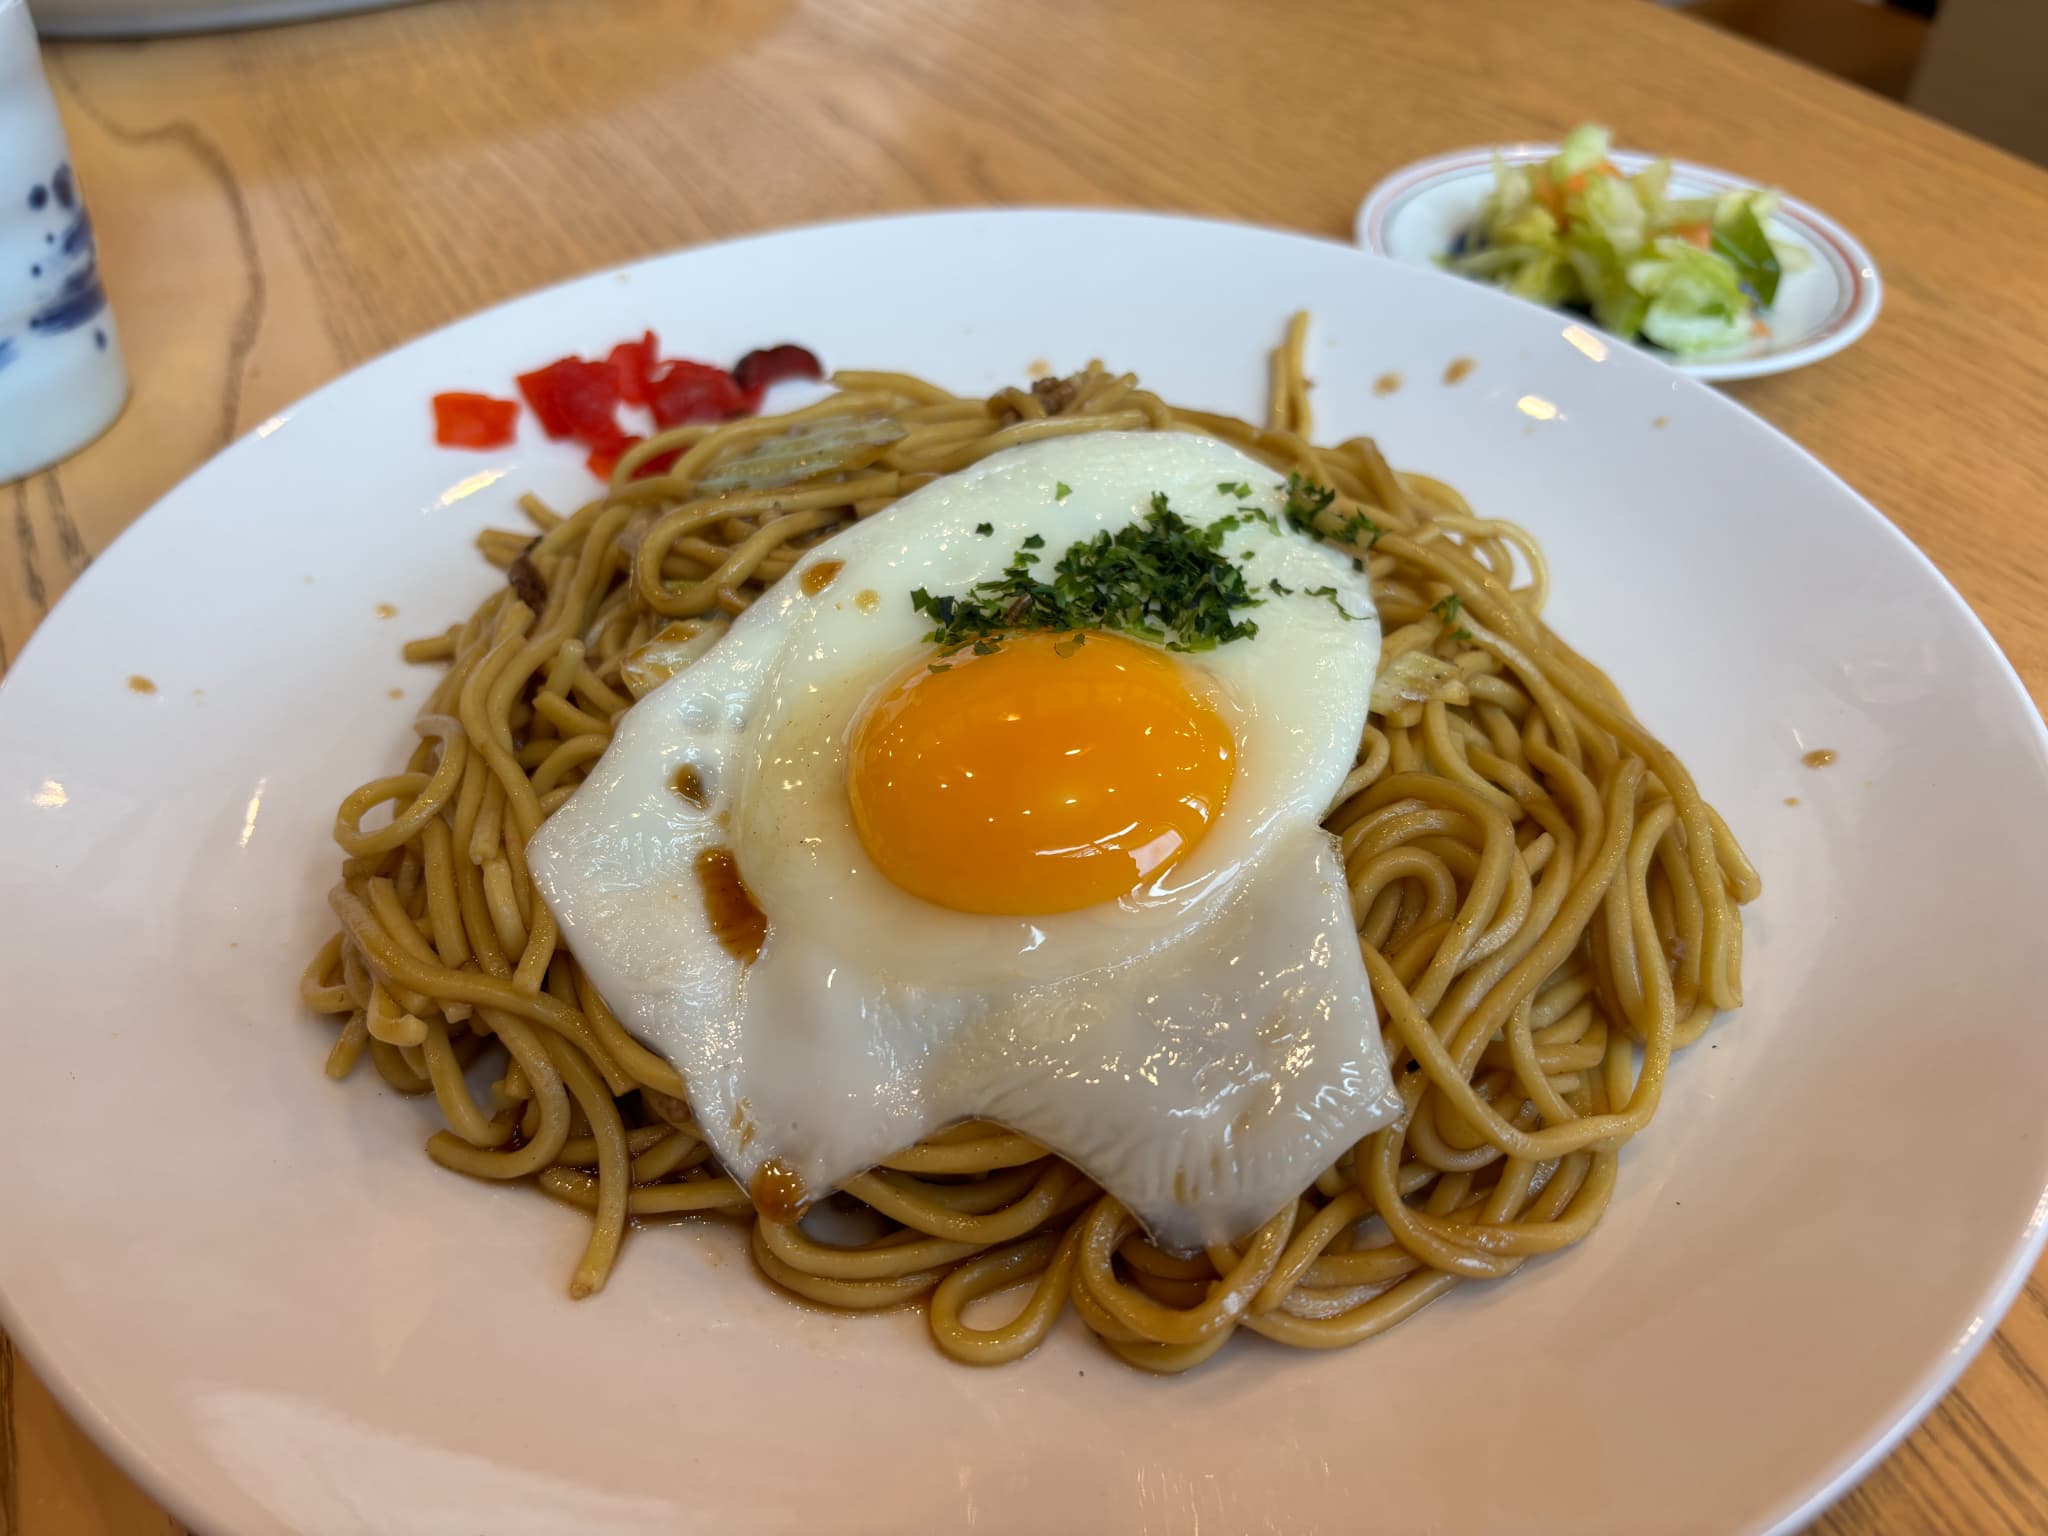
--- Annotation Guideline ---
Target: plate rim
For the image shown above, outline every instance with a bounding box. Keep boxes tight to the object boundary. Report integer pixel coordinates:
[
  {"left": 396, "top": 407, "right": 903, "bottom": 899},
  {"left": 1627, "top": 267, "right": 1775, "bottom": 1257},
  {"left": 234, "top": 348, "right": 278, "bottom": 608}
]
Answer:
[
  {"left": 1354, "top": 143, "right": 1885, "bottom": 382},
  {"left": 0, "top": 205, "right": 2033, "bottom": 1536},
  {"left": 30, "top": 0, "right": 423, "bottom": 39}
]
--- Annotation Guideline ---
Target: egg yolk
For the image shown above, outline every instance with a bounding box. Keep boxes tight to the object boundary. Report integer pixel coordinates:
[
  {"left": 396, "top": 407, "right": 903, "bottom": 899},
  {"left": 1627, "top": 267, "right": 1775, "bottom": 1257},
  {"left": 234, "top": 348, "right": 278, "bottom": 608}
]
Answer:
[{"left": 846, "top": 630, "right": 1234, "bottom": 915}]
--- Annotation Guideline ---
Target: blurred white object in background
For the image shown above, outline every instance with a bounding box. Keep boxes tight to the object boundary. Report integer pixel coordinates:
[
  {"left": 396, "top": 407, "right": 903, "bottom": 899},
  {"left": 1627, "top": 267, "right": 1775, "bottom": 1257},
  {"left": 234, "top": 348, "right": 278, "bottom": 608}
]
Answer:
[
  {"left": 0, "top": 0, "right": 126, "bottom": 483},
  {"left": 32, "top": 0, "right": 421, "bottom": 36}
]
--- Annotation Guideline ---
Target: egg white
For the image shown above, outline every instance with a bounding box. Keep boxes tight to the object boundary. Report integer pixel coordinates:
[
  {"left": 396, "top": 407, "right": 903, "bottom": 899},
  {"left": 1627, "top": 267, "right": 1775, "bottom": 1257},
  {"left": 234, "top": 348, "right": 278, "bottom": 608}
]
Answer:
[{"left": 529, "top": 431, "right": 1401, "bottom": 1251}]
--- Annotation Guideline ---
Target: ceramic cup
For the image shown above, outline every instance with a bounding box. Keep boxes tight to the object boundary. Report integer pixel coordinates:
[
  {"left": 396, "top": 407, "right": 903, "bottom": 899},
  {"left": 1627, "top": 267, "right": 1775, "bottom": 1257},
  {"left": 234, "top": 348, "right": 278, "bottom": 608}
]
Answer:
[{"left": 0, "top": 0, "right": 127, "bottom": 483}]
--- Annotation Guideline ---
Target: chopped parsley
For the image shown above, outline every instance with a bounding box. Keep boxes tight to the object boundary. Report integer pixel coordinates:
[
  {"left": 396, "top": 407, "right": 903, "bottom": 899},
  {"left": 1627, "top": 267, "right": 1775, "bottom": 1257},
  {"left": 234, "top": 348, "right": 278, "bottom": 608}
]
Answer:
[
  {"left": 1337, "top": 510, "right": 1382, "bottom": 548},
  {"left": 1305, "top": 584, "right": 1360, "bottom": 621},
  {"left": 1431, "top": 592, "right": 1473, "bottom": 642},
  {"left": 1224, "top": 474, "right": 1375, "bottom": 553},
  {"left": 1282, "top": 473, "right": 1337, "bottom": 534},
  {"left": 974, "top": 522, "right": 994, "bottom": 536},
  {"left": 1271, "top": 577, "right": 1360, "bottom": 621},
  {"left": 911, "top": 494, "right": 1262, "bottom": 654},
  {"left": 1214, "top": 506, "right": 1280, "bottom": 536},
  {"left": 1054, "top": 481, "right": 1073, "bottom": 501},
  {"left": 915, "top": 476, "right": 1375, "bottom": 654}
]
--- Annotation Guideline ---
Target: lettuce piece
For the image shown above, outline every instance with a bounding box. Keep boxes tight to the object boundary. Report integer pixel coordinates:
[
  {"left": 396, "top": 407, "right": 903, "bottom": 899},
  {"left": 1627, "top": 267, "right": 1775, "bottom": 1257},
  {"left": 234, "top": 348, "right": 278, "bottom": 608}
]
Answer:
[
  {"left": 1489, "top": 154, "right": 1534, "bottom": 219},
  {"left": 1658, "top": 196, "right": 1719, "bottom": 230},
  {"left": 1505, "top": 250, "right": 1575, "bottom": 308},
  {"left": 1630, "top": 157, "right": 1672, "bottom": 216},
  {"left": 1446, "top": 243, "right": 1551, "bottom": 279},
  {"left": 1467, "top": 155, "right": 1536, "bottom": 250},
  {"left": 1710, "top": 196, "right": 1783, "bottom": 306},
  {"left": 1553, "top": 123, "right": 1612, "bottom": 177},
  {"left": 1628, "top": 238, "right": 1753, "bottom": 353},
  {"left": 1565, "top": 228, "right": 1649, "bottom": 339},
  {"left": 1577, "top": 173, "right": 1648, "bottom": 257},
  {"left": 1494, "top": 203, "right": 1560, "bottom": 249}
]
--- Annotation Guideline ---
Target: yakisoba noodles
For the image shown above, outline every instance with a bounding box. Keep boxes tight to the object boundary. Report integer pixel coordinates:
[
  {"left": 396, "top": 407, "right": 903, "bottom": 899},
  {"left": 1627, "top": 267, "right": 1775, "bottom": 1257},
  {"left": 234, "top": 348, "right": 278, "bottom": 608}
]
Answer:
[{"left": 303, "top": 314, "right": 1757, "bottom": 1372}]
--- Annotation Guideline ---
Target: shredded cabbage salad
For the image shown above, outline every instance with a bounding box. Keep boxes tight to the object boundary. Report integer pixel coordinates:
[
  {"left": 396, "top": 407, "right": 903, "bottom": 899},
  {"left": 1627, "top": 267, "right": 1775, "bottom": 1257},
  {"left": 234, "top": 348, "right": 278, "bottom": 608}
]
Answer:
[{"left": 1445, "top": 124, "right": 1803, "bottom": 355}]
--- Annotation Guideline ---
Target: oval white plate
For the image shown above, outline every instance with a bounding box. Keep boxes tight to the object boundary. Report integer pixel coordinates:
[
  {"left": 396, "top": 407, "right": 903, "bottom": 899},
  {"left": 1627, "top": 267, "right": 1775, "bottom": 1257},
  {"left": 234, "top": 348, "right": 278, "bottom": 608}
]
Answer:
[
  {"left": 1357, "top": 145, "right": 1883, "bottom": 381},
  {"left": 0, "top": 210, "right": 2040, "bottom": 1536}
]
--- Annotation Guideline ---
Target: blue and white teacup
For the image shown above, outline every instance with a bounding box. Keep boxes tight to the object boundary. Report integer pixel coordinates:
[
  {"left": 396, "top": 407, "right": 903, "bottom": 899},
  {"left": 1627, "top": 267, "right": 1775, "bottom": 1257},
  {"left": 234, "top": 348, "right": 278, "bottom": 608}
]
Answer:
[{"left": 1, "top": 0, "right": 127, "bottom": 483}]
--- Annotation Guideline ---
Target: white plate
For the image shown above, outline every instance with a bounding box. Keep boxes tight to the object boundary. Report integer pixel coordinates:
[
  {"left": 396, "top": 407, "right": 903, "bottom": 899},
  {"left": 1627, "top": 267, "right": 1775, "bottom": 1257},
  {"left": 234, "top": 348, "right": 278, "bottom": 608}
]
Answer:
[
  {"left": 0, "top": 210, "right": 2041, "bottom": 1536},
  {"left": 1357, "top": 145, "right": 1883, "bottom": 381}
]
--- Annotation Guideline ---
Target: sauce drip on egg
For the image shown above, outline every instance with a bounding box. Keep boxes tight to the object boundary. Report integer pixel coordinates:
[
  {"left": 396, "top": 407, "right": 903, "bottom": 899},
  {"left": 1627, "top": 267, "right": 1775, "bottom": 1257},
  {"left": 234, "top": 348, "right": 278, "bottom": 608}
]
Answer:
[
  {"left": 750, "top": 1158, "right": 808, "bottom": 1223},
  {"left": 694, "top": 847, "right": 767, "bottom": 963}
]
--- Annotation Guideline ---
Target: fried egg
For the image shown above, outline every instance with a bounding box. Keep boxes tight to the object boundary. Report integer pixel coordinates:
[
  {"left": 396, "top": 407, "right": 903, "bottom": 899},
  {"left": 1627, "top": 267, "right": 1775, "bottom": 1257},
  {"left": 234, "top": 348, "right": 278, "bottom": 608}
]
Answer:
[{"left": 529, "top": 430, "right": 1401, "bottom": 1252}]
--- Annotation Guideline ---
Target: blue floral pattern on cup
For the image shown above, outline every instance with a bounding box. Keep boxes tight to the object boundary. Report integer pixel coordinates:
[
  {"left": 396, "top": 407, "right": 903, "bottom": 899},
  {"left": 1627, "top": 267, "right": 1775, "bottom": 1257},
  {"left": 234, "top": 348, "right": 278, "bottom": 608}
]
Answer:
[
  {"left": 1, "top": 0, "right": 128, "bottom": 481},
  {"left": 1, "top": 162, "right": 108, "bottom": 373}
]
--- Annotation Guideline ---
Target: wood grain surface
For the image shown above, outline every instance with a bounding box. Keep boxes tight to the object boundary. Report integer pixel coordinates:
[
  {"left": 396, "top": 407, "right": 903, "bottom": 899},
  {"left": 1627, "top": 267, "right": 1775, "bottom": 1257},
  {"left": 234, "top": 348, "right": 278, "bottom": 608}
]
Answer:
[{"left": 4, "top": 0, "right": 2047, "bottom": 1530}]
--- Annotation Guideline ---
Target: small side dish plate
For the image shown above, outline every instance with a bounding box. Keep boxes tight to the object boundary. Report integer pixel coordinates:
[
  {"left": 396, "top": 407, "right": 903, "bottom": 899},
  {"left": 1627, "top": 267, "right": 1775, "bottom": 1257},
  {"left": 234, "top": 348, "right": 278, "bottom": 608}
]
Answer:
[{"left": 1357, "top": 145, "right": 1882, "bottom": 381}]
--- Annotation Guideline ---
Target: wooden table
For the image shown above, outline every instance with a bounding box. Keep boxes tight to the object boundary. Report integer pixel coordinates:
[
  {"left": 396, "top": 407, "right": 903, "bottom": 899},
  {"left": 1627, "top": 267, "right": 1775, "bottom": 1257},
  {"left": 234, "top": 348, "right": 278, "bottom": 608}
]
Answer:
[{"left": 4, "top": 0, "right": 2047, "bottom": 1529}]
